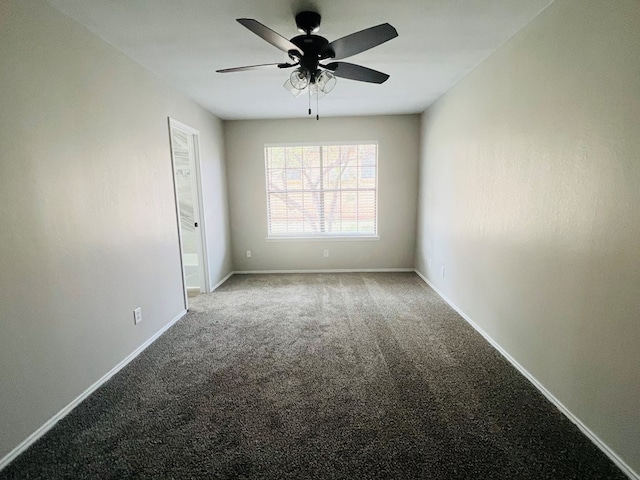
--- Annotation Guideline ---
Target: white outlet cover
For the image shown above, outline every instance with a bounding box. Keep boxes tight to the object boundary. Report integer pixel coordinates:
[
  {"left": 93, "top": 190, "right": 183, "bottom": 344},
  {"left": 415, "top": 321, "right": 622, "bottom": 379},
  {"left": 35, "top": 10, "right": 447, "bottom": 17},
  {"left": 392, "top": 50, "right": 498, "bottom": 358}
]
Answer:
[
  {"left": 440, "top": 266, "right": 445, "bottom": 278},
  {"left": 246, "top": 250, "right": 252, "bottom": 258},
  {"left": 133, "top": 307, "right": 142, "bottom": 325}
]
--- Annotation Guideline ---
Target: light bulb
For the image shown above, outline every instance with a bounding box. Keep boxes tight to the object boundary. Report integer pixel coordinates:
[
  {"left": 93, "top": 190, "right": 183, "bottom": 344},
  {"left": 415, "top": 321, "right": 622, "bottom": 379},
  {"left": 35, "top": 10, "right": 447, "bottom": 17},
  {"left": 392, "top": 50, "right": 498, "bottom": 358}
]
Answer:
[{"left": 290, "top": 69, "right": 310, "bottom": 90}]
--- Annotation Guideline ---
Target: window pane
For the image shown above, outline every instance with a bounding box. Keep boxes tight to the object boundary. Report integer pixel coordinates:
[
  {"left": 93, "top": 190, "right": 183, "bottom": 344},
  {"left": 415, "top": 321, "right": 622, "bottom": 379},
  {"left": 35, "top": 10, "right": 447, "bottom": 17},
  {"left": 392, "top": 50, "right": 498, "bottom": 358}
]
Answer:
[
  {"left": 303, "top": 146, "right": 320, "bottom": 168},
  {"left": 268, "top": 193, "right": 288, "bottom": 234},
  {"left": 323, "top": 146, "right": 341, "bottom": 167},
  {"left": 303, "top": 167, "right": 321, "bottom": 190},
  {"left": 268, "top": 168, "right": 287, "bottom": 191},
  {"left": 358, "top": 191, "right": 376, "bottom": 216},
  {"left": 341, "top": 191, "right": 357, "bottom": 234},
  {"left": 358, "top": 220, "right": 375, "bottom": 234},
  {"left": 286, "top": 147, "right": 303, "bottom": 168},
  {"left": 268, "top": 147, "right": 286, "bottom": 168},
  {"left": 286, "top": 169, "right": 302, "bottom": 190},
  {"left": 303, "top": 192, "right": 320, "bottom": 234},
  {"left": 285, "top": 192, "right": 304, "bottom": 234},
  {"left": 324, "top": 190, "right": 340, "bottom": 233},
  {"left": 359, "top": 144, "right": 376, "bottom": 163},
  {"left": 342, "top": 145, "right": 358, "bottom": 167},
  {"left": 341, "top": 167, "right": 357, "bottom": 189},
  {"left": 358, "top": 166, "right": 376, "bottom": 188},
  {"left": 323, "top": 166, "right": 340, "bottom": 190}
]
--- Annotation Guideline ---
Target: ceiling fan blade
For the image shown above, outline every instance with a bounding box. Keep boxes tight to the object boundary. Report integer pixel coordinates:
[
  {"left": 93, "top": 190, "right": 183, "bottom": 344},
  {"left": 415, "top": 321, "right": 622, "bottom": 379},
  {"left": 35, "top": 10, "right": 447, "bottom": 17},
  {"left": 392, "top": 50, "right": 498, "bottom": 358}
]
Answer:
[
  {"left": 323, "top": 23, "right": 398, "bottom": 60},
  {"left": 324, "top": 62, "right": 390, "bottom": 84},
  {"left": 237, "top": 19, "right": 303, "bottom": 56},
  {"left": 216, "top": 62, "right": 296, "bottom": 73}
]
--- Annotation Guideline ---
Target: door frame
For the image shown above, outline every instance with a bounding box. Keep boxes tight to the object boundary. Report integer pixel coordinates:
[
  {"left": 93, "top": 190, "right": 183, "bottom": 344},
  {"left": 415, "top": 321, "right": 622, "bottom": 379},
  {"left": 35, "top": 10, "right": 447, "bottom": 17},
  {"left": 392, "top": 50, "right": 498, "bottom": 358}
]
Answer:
[{"left": 168, "top": 117, "right": 210, "bottom": 307}]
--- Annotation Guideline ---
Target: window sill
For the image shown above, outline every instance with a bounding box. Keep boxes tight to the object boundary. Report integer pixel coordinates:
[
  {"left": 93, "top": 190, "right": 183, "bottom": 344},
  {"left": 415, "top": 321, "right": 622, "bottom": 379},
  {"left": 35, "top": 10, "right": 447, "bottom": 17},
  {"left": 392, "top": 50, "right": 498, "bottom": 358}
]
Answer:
[{"left": 266, "top": 236, "right": 380, "bottom": 242}]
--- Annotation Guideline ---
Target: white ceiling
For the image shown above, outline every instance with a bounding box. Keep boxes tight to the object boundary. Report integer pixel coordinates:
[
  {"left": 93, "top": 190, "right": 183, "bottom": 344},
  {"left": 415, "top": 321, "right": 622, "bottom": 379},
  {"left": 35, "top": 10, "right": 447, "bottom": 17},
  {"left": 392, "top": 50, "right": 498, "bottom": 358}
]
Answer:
[{"left": 47, "top": 0, "right": 553, "bottom": 120}]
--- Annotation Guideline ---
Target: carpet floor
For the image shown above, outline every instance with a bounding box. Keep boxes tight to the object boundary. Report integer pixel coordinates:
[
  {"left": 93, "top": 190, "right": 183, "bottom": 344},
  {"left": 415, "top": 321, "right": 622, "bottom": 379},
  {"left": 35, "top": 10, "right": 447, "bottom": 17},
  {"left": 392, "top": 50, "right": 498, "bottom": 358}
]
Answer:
[{"left": 0, "top": 273, "right": 627, "bottom": 479}]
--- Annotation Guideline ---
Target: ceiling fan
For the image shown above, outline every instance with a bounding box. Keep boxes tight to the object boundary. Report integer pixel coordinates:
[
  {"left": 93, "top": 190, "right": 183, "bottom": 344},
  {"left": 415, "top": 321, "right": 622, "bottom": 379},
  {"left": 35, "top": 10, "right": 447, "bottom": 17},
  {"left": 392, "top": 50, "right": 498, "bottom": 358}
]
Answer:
[{"left": 217, "top": 11, "right": 398, "bottom": 116}]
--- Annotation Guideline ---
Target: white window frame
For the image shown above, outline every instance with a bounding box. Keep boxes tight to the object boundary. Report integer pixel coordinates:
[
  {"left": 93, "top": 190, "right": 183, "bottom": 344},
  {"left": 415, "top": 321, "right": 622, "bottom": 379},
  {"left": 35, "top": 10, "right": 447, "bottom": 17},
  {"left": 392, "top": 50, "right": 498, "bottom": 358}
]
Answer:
[{"left": 264, "top": 141, "right": 380, "bottom": 241}]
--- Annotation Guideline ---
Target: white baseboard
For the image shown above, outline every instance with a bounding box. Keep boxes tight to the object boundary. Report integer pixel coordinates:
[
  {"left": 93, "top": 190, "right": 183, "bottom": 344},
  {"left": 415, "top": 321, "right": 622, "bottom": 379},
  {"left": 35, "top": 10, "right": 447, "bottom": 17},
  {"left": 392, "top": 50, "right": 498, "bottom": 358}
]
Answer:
[
  {"left": 0, "top": 309, "right": 188, "bottom": 472},
  {"left": 210, "top": 271, "right": 234, "bottom": 292},
  {"left": 413, "top": 269, "right": 638, "bottom": 480},
  {"left": 233, "top": 268, "right": 415, "bottom": 275}
]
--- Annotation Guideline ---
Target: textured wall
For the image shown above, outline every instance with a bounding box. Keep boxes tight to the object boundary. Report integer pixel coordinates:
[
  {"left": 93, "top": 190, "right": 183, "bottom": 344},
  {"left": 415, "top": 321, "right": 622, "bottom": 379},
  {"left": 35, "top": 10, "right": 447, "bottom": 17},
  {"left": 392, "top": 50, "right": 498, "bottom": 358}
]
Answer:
[
  {"left": 225, "top": 116, "right": 420, "bottom": 271},
  {"left": 415, "top": 0, "right": 640, "bottom": 474},
  {"left": 0, "top": 0, "right": 231, "bottom": 461}
]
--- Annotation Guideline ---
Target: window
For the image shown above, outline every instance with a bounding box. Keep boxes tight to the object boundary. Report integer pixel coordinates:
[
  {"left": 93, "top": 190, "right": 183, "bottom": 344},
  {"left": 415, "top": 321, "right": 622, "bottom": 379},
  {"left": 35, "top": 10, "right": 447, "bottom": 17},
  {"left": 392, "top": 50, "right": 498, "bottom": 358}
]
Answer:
[{"left": 265, "top": 143, "right": 378, "bottom": 238}]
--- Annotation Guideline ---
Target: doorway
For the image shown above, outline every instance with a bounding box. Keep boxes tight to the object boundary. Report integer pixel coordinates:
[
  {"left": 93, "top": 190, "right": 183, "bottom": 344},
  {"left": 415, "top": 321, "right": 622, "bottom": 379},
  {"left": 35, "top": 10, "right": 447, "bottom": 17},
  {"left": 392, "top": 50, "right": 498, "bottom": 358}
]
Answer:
[{"left": 168, "top": 118, "right": 209, "bottom": 306}]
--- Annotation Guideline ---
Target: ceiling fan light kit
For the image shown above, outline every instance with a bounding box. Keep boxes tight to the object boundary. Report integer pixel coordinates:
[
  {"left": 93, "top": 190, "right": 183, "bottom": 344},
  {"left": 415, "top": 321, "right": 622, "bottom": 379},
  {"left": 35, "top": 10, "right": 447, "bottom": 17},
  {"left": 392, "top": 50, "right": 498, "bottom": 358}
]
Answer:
[
  {"left": 217, "top": 11, "right": 398, "bottom": 118},
  {"left": 285, "top": 68, "right": 335, "bottom": 96}
]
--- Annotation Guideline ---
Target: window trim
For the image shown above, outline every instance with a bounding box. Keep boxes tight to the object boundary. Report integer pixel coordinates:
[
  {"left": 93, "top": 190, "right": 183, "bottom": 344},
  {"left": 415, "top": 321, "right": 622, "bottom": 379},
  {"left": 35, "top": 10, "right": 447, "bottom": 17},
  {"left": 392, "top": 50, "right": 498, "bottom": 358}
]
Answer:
[{"left": 264, "top": 141, "right": 379, "bottom": 240}]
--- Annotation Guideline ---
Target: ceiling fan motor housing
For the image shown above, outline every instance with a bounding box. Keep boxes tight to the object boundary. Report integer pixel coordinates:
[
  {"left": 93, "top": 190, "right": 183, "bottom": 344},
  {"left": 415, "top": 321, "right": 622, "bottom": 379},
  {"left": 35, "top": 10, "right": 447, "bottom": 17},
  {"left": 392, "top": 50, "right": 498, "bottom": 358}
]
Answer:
[
  {"left": 295, "top": 11, "right": 321, "bottom": 34},
  {"left": 290, "top": 34, "right": 333, "bottom": 81}
]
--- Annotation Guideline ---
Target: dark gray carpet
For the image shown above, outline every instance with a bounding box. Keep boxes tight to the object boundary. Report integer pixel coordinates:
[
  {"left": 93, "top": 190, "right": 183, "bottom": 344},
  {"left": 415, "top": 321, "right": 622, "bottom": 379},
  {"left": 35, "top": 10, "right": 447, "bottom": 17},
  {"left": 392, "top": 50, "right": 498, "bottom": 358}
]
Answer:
[{"left": 0, "top": 273, "right": 627, "bottom": 479}]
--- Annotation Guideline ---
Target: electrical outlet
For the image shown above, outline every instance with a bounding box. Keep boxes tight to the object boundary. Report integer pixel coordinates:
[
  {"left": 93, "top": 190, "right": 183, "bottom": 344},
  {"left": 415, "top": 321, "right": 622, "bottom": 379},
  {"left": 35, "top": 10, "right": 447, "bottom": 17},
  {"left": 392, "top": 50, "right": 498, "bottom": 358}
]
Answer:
[
  {"left": 323, "top": 249, "right": 329, "bottom": 258},
  {"left": 440, "top": 265, "right": 445, "bottom": 278},
  {"left": 428, "top": 258, "right": 432, "bottom": 268},
  {"left": 133, "top": 307, "right": 142, "bottom": 325},
  {"left": 246, "top": 250, "right": 252, "bottom": 258}
]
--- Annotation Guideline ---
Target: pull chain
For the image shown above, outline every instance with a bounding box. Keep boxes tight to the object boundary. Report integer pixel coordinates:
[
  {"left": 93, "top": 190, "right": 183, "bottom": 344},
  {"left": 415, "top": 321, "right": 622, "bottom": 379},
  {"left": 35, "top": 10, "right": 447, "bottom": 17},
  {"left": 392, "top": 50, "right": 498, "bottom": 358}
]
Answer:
[
  {"left": 316, "top": 88, "right": 319, "bottom": 120},
  {"left": 308, "top": 86, "right": 311, "bottom": 116}
]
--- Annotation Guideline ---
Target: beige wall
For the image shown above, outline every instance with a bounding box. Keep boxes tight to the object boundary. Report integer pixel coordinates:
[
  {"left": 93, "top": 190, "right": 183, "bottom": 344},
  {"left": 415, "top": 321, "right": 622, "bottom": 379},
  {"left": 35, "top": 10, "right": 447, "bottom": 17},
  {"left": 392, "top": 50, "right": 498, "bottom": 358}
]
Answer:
[
  {"left": 0, "top": 0, "right": 231, "bottom": 461},
  {"left": 415, "top": 0, "right": 640, "bottom": 474},
  {"left": 225, "top": 116, "right": 420, "bottom": 271}
]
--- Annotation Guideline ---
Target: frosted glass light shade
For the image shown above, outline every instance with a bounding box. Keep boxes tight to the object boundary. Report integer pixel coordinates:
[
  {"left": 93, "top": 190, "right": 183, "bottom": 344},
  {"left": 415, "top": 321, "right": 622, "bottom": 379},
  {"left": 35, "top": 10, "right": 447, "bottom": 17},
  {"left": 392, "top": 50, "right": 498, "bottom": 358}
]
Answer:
[
  {"left": 283, "top": 79, "right": 307, "bottom": 97},
  {"left": 316, "top": 70, "right": 337, "bottom": 94},
  {"left": 290, "top": 69, "right": 310, "bottom": 90}
]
